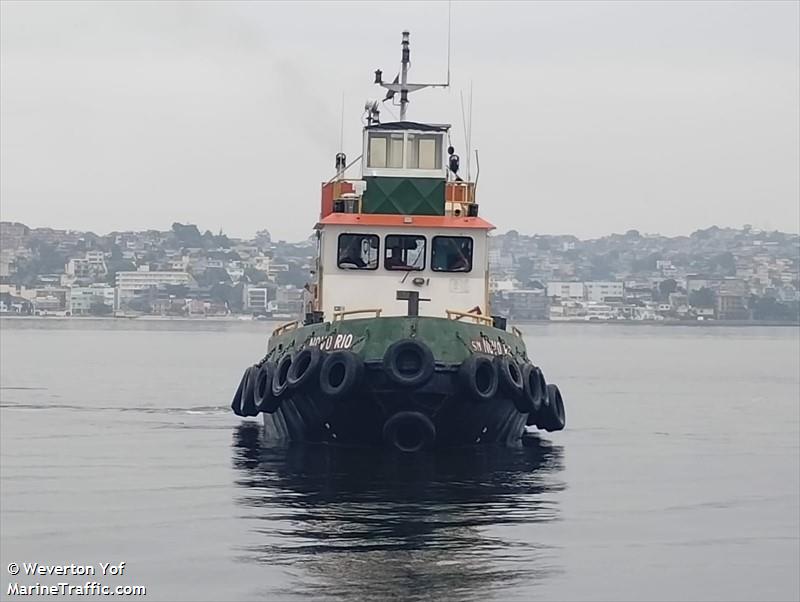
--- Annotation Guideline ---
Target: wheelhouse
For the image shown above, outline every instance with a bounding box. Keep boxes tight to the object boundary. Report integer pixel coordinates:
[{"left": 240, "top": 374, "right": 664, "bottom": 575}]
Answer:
[{"left": 363, "top": 122, "right": 448, "bottom": 178}]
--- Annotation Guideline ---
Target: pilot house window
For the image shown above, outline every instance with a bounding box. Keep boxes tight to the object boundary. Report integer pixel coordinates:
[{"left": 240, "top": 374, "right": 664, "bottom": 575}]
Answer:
[
  {"left": 431, "top": 236, "right": 473, "bottom": 272},
  {"left": 337, "top": 233, "right": 379, "bottom": 270},
  {"left": 384, "top": 235, "right": 426, "bottom": 271},
  {"left": 367, "top": 133, "right": 404, "bottom": 168},
  {"left": 406, "top": 134, "right": 442, "bottom": 169}
]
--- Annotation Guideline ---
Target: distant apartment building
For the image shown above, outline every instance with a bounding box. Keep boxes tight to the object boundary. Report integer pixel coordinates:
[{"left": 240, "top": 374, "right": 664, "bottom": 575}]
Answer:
[
  {"left": 549, "top": 300, "right": 586, "bottom": 320},
  {"left": 546, "top": 282, "right": 585, "bottom": 300},
  {"left": 32, "top": 287, "right": 69, "bottom": 314},
  {"left": 270, "top": 286, "right": 304, "bottom": 316},
  {"left": 69, "top": 285, "right": 115, "bottom": 315},
  {"left": 249, "top": 254, "right": 272, "bottom": 273},
  {"left": 487, "top": 247, "right": 513, "bottom": 270},
  {"left": 716, "top": 277, "right": 749, "bottom": 320},
  {"left": 85, "top": 250, "right": 105, "bottom": 265},
  {"left": 686, "top": 275, "right": 722, "bottom": 293},
  {"left": 66, "top": 258, "right": 91, "bottom": 279},
  {"left": 245, "top": 287, "right": 269, "bottom": 312},
  {"left": 65, "top": 251, "right": 107, "bottom": 280},
  {"left": 624, "top": 286, "right": 654, "bottom": 303},
  {"left": 585, "top": 281, "right": 624, "bottom": 302},
  {"left": 268, "top": 263, "right": 290, "bottom": 279},
  {"left": 585, "top": 302, "right": 618, "bottom": 320},
  {"left": 502, "top": 289, "right": 550, "bottom": 320},
  {"left": 655, "top": 259, "right": 678, "bottom": 277},
  {"left": 546, "top": 281, "right": 624, "bottom": 302},
  {"left": 718, "top": 278, "right": 747, "bottom": 297},
  {"left": 717, "top": 295, "right": 749, "bottom": 320},
  {"left": 489, "top": 277, "right": 517, "bottom": 293},
  {"left": 168, "top": 258, "right": 188, "bottom": 271},
  {"left": 115, "top": 268, "right": 191, "bottom": 309}
]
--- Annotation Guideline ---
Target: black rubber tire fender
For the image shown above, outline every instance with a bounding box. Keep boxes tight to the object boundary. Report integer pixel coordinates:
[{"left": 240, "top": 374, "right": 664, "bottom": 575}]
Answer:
[
  {"left": 515, "top": 362, "right": 536, "bottom": 415},
  {"left": 458, "top": 355, "right": 499, "bottom": 402},
  {"left": 319, "top": 350, "right": 363, "bottom": 399},
  {"left": 496, "top": 356, "right": 524, "bottom": 399},
  {"left": 230, "top": 367, "right": 249, "bottom": 416},
  {"left": 254, "top": 361, "right": 281, "bottom": 413},
  {"left": 271, "top": 354, "right": 292, "bottom": 398},
  {"left": 382, "top": 411, "right": 436, "bottom": 453},
  {"left": 240, "top": 365, "right": 259, "bottom": 417},
  {"left": 287, "top": 347, "right": 323, "bottom": 390},
  {"left": 382, "top": 339, "right": 435, "bottom": 388},
  {"left": 540, "top": 383, "right": 566, "bottom": 432},
  {"left": 521, "top": 363, "right": 546, "bottom": 421}
]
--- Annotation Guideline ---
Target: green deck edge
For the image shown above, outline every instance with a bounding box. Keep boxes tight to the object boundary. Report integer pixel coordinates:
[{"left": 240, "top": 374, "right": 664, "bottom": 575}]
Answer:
[{"left": 265, "top": 316, "right": 528, "bottom": 363}]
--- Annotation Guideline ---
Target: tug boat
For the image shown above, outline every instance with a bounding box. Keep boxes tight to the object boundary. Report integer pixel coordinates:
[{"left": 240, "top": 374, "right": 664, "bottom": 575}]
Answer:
[{"left": 231, "top": 31, "right": 566, "bottom": 452}]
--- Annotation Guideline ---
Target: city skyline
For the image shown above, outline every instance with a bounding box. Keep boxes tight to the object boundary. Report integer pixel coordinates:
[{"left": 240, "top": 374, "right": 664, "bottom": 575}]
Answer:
[{"left": 2, "top": 218, "right": 797, "bottom": 323}]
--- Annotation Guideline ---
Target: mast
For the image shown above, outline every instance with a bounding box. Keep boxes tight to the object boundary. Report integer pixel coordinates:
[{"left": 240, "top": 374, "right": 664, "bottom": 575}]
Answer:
[
  {"left": 400, "top": 31, "right": 410, "bottom": 120},
  {"left": 375, "top": 31, "right": 449, "bottom": 122}
]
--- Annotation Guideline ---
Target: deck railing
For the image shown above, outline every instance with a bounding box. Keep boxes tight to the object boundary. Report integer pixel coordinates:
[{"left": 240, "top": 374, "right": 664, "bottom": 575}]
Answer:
[
  {"left": 272, "top": 310, "right": 516, "bottom": 334},
  {"left": 332, "top": 308, "right": 383, "bottom": 322},
  {"left": 445, "top": 309, "right": 494, "bottom": 326},
  {"left": 272, "top": 320, "right": 299, "bottom": 337}
]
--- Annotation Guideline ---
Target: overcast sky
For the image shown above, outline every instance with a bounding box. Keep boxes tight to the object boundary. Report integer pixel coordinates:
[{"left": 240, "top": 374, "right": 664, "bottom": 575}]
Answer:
[{"left": 1, "top": 0, "right": 798, "bottom": 241}]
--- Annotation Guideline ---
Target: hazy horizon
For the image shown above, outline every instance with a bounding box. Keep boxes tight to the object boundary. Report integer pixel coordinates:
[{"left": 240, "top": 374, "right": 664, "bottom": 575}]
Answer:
[{"left": 2, "top": 1, "right": 798, "bottom": 241}]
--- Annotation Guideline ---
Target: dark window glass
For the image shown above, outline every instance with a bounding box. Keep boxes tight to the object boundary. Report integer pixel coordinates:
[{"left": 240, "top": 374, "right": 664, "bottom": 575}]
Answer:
[
  {"left": 384, "top": 235, "right": 426, "bottom": 271},
  {"left": 337, "top": 234, "right": 379, "bottom": 270},
  {"left": 431, "top": 236, "right": 473, "bottom": 272}
]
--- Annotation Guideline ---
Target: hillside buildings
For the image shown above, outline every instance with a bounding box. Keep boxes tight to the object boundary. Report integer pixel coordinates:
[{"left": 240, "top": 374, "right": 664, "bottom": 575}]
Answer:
[{"left": 0, "top": 221, "right": 797, "bottom": 322}]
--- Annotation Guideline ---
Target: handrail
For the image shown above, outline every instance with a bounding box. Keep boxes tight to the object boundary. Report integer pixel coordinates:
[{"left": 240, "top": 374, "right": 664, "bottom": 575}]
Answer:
[
  {"left": 332, "top": 308, "right": 383, "bottom": 322},
  {"left": 272, "top": 320, "right": 299, "bottom": 337},
  {"left": 322, "top": 155, "right": 363, "bottom": 185},
  {"left": 511, "top": 326, "right": 523, "bottom": 338},
  {"left": 445, "top": 309, "right": 494, "bottom": 326},
  {"left": 445, "top": 181, "right": 476, "bottom": 204}
]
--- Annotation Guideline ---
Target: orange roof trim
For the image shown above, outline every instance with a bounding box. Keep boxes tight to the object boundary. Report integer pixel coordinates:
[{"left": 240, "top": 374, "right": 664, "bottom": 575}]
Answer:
[{"left": 316, "top": 213, "right": 495, "bottom": 230}]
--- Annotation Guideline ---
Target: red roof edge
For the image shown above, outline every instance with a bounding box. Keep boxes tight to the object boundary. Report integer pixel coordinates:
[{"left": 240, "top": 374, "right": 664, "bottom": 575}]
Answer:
[{"left": 316, "top": 213, "right": 495, "bottom": 230}]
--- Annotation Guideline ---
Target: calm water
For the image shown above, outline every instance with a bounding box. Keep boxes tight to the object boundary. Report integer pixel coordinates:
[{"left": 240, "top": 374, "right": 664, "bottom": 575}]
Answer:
[{"left": 1, "top": 319, "right": 798, "bottom": 601}]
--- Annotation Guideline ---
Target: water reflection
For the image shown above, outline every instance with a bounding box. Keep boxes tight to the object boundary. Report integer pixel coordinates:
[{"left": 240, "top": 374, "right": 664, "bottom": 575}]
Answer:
[{"left": 231, "top": 423, "right": 565, "bottom": 601}]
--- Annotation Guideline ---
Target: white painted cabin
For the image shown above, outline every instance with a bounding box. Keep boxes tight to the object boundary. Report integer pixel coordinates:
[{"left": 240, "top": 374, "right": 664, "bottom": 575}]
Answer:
[{"left": 313, "top": 213, "right": 493, "bottom": 321}]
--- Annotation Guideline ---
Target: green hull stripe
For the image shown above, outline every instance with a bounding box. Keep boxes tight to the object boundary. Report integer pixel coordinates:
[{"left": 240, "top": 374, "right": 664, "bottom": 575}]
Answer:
[{"left": 267, "top": 316, "right": 527, "bottom": 363}]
